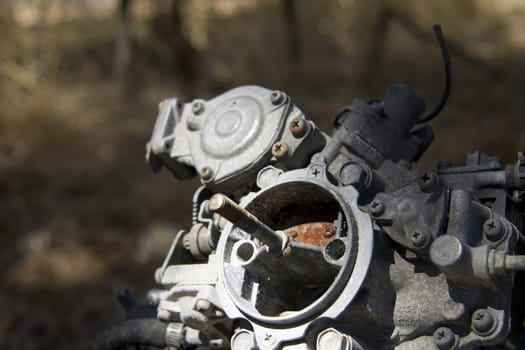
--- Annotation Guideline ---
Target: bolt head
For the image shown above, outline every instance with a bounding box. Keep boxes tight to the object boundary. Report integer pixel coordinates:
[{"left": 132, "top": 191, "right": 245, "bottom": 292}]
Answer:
[
  {"left": 418, "top": 170, "right": 439, "bottom": 192},
  {"left": 272, "top": 141, "right": 290, "bottom": 160},
  {"left": 433, "top": 327, "right": 456, "bottom": 350},
  {"left": 199, "top": 166, "right": 214, "bottom": 181},
  {"left": 471, "top": 309, "right": 495, "bottom": 335},
  {"left": 289, "top": 117, "right": 309, "bottom": 138},
  {"left": 270, "top": 90, "right": 285, "bottom": 105},
  {"left": 370, "top": 199, "right": 385, "bottom": 217},
  {"left": 231, "top": 330, "right": 256, "bottom": 350},
  {"left": 192, "top": 101, "right": 205, "bottom": 115},
  {"left": 309, "top": 165, "right": 323, "bottom": 177},
  {"left": 317, "top": 328, "right": 349, "bottom": 350},
  {"left": 410, "top": 230, "right": 429, "bottom": 248},
  {"left": 340, "top": 163, "right": 370, "bottom": 188},
  {"left": 483, "top": 218, "right": 505, "bottom": 241},
  {"left": 262, "top": 333, "right": 274, "bottom": 346}
]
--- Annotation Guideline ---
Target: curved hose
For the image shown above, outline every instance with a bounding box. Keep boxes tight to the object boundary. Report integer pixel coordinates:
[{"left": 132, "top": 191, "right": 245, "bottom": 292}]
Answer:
[
  {"left": 416, "top": 24, "right": 452, "bottom": 124},
  {"left": 97, "top": 318, "right": 167, "bottom": 350}
]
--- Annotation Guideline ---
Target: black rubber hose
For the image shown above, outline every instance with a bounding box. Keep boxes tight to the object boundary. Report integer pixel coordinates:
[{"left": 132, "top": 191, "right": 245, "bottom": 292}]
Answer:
[
  {"left": 96, "top": 318, "right": 168, "bottom": 350},
  {"left": 416, "top": 24, "right": 452, "bottom": 124}
]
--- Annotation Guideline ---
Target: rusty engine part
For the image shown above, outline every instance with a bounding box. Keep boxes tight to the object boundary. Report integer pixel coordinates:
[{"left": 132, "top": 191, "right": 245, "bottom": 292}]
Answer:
[{"left": 98, "top": 26, "right": 525, "bottom": 350}]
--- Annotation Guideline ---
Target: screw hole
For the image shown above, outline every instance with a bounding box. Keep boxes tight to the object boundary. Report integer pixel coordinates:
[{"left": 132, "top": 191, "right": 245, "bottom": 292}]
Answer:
[
  {"left": 325, "top": 239, "right": 346, "bottom": 261},
  {"left": 237, "top": 242, "right": 255, "bottom": 262}
]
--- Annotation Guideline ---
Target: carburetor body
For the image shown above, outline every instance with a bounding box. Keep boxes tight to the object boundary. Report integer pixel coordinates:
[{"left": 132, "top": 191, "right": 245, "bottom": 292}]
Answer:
[{"left": 101, "top": 84, "right": 525, "bottom": 350}]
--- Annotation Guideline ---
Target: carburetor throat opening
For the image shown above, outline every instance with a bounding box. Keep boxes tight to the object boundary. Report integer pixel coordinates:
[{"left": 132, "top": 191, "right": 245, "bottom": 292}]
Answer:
[{"left": 218, "top": 180, "right": 359, "bottom": 324}]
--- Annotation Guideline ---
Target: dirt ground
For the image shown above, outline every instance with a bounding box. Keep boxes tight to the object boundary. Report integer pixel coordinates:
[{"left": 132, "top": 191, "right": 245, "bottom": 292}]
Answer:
[{"left": 1, "top": 1, "right": 525, "bottom": 349}]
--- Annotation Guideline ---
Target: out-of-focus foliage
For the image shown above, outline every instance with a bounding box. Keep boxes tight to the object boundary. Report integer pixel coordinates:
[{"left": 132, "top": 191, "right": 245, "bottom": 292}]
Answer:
[{"left": 0, "top": 1, "right": 524, "bottom": 349}]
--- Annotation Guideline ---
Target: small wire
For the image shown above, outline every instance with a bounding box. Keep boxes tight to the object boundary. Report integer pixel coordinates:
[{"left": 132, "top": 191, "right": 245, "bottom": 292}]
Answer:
[{"left": 416, "top": 24, "right": 452, "bottom": 124}]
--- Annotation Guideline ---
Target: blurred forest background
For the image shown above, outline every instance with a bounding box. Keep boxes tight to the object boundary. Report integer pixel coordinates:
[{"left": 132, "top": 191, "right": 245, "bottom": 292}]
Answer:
[{"left": 1, "top": 0, "right": 525, "bottom": 349}]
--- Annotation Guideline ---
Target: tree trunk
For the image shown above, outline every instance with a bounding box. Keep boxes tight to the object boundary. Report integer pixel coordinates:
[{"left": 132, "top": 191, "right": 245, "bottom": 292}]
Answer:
[
  {"left": 282, "top": 0, "right": 302, "bottom": 63},
  {"left": 114, "top": 0, "right": 132, "bottom": 81},
  {"left": 169, "top": 0, "right": 198, "bottom": 81}
]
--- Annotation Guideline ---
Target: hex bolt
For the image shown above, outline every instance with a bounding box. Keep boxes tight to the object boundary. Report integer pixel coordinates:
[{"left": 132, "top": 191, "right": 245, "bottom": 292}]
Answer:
[
  {"left": 433, "top": 327, "right": 456, "bottom": 350},
  {"left": 195, "top": 299, "right": 211, "bottom": 312},
  {"left": 289, "top": 117, "right": 309, "bottom": 138},
  {"left": 370, "top": 199, "right": 385, "bottom": 217},
  {"left": 272, "top": 141, "right": 290, "bottom": 161},
  {"left": 483, "top": 218, "right": 505, "bottom": 241},
  {"left": 418, "top": 170, "right": 439, "bottom": 192},
  {"left": 339, "top": 163, "right": 370, "bottom": 188},
  {"left": 199, "top": 166, "right": 214, "bottom": 181},
  {"left": 471, "top": 309, "right": 495, "bottom": 335},
  {"left": 410, "top": 230, "right": 428, "bottom": 248},
  {"left": 192, "top": 101, "right": 205, "bottom": 115},
  {"left": 270, "top": 90, "right": 285, "bottom": 105}
]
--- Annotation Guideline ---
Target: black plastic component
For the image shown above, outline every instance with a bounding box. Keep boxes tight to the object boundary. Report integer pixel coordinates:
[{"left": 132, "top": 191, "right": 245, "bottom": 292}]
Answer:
[{"left": 384, "top": 84, "right": 426, "bottom": 135}]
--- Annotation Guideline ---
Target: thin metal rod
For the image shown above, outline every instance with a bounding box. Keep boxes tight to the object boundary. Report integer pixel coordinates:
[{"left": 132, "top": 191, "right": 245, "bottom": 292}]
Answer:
[{"left": 209, "top": 193, "right": 288, "bottom": 254}]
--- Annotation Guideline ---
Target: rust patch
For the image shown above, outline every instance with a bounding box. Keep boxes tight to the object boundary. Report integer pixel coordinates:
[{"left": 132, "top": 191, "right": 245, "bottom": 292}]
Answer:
[{"left": 284, "top": 222, "right": 335, "bottom": 246}]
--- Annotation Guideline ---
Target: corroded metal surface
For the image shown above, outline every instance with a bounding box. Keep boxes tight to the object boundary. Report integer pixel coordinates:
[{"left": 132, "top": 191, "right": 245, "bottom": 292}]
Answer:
[{"left": 284, "top": 222, "right": 335, "bottom": 246}]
